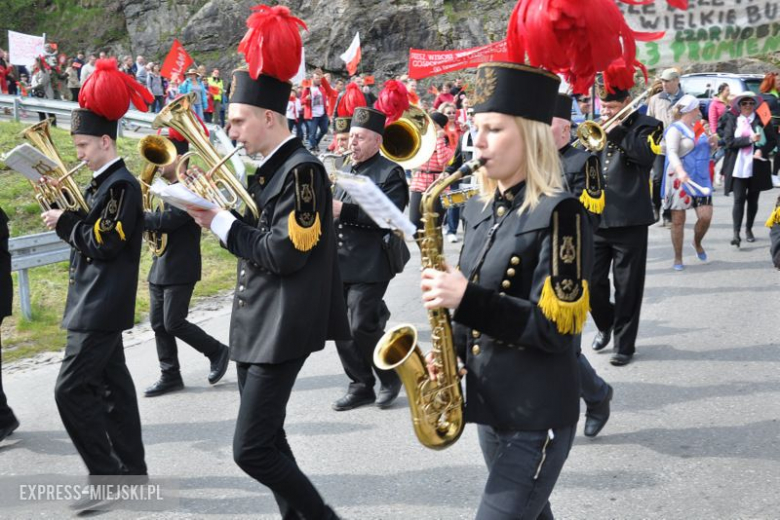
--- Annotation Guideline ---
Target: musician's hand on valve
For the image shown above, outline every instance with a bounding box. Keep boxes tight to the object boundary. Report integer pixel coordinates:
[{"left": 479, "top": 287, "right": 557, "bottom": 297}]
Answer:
[
  {"left": 421, "top": 263, "right": 467, "bottom": 310},
  {"left": 332, "top": 200, "right": 343, "bottom": 219},
  {"left": 425, "top": 351, "right": 467, "bottom": 382},
  {"left": 185, "top": 165, "right": 206, "bottom": 181},
  {"left": 41, "top": 209, "right": 63, "bottom": 230},
  {"left": 187, "top": 206, "right": 221, "bottom": 229}
]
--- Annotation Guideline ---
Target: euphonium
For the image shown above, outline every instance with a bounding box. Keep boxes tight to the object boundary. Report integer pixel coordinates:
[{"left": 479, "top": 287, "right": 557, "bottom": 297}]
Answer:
[
  {"left": 380, "top": 106, "right": 437, "bottom": 170},
  {"left": 20, "top": 119, "right": 89, "bottom": 212},
  {"left": 152, "top": 93, "right": 259, "bottom": 218},
  {"left": 374, "top": 157, "right": 484, "bottom": 450},
  {"left": 138, "top": 134, "right": 178, "bottom": 256}
]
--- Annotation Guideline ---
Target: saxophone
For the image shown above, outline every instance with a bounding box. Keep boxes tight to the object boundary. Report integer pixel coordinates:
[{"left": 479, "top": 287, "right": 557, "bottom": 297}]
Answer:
[{"left": 373, "top": 157, "right": 484, "bottom": 450}]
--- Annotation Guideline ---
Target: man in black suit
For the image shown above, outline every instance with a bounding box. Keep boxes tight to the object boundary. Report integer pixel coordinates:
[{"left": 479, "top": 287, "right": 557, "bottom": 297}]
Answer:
[
  {"left": 0, "top": 206, "right": 19, "bottom": 443},
  {"left": 331, "top": 107, "right": 410, "bottom": 411},
  {"left": 41, "top": 105, "right": 147, "bottom": 484},
  {"left": 589, "top": 86, "right": 663, "bottom": 366},
  {"left": 142, "top": 131, "right": 229, "bottom": 397},
  {"left": 187, "top": 64, "right": 349, "bottom": 518}
]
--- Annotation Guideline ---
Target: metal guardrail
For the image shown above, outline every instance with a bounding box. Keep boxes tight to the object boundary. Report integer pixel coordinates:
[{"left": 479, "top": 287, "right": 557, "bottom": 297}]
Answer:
[{"left": 9, "top": 231, "right": 70, "bottom": 320}]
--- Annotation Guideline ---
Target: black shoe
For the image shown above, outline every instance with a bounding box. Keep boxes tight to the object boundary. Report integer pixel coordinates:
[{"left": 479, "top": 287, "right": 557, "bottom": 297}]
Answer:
[
  {"left": 731, "top": 233, "right": 741, "bottom": 248},
  {"left": 332, "top": 392, "right": 376, "bottom": 411},
  {"left": 591, "top": 328, "right": 613, "bottom": 351},
  {"left": 610, "top": 353, "right": 633, "bottom": 366},
  {"left": 376, "top": 382, "right": 402, "bottom": 409},
  {"left": 746, "top": 229, "right": 755, "bottom": 242},
  {"left": 144, "top": 376, "right": 184, "bottom": 397},
  {"left": 208, "top": 345, "right": 230, "bottom": 385},
  {"left": 0, "top": 416, "right": 20, "bottom": 442},
  {"left": 584, "top": 385, "right": 613, "bottom": 437}
]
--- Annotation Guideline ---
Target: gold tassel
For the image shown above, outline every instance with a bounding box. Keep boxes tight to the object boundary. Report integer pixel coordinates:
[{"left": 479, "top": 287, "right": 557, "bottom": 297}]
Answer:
[
  {"left": 538, "top": 277, "right": 590, "bottom": 335},
  {"left": 93, "top": 219, "right": 104, "bottom": 245},
  {"left": 765, "top": 206, "right": 780, "bottom": 228},
  {"left": 579, "top": 190, "right": 605, "bottom": 215},
  {"left": 287, "top": 211, "right": 321, "bottom": 252},
  {"left": 116, "top": 221, "right": 126, "bottom": 241},
  {"left": 648, "top": 134, "right": 662, "bottom": 155}
]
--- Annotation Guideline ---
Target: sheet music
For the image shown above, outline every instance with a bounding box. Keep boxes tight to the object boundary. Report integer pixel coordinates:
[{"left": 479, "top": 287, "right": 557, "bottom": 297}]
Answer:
[
  {"left": 150, "top": 179, "right": 218, "bottom": 211},
  {"left": 334, "top": 172, "right": 416, "bottom": 238},
  {"left": 1, "top": 143, "right": 59, "bottom": 182}
]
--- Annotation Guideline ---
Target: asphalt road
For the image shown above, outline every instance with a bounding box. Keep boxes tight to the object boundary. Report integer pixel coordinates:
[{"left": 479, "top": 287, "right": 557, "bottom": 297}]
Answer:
[{"left": 1, "top": 186, "right": 779, "bottom": 519}]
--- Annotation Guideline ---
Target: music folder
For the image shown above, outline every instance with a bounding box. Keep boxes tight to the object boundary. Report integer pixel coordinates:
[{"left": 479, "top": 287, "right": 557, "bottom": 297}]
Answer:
[
  {"left": 1, "top": 143, "right": 59, "bottom": 182},
  {"left": 150, "top": 179, "right": 218, "bottom": 212},
  {"left": 333, "top": 172, "right": 416, "bottom": 238}
]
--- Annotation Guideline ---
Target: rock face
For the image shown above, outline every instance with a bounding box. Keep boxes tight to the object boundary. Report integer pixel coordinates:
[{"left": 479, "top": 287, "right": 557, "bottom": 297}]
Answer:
[{"left": 117, "top": 0, "right": 514, "bottom": 78}]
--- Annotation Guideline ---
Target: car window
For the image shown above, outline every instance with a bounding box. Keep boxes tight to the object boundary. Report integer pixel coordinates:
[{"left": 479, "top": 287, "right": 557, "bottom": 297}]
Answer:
[
  {"left": 681, "top": 77, "right": 712, "bottom": 98},
  {"left": 744, "top": 79, "right": 762, "bottom": 95}
]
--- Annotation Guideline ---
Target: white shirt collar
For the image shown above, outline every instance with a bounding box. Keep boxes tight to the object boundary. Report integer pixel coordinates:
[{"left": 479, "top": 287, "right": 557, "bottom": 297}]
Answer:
[
  {"left": 259, "top": 135, "right": 296, "bottom": 166},
  {"left": 92, "top": 157, "right": 121, "bottom": 178}
]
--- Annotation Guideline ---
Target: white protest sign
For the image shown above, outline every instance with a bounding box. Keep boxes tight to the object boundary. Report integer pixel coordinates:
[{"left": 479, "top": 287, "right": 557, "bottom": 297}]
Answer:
[{"left": 7, "top": 30, "right": 45, "bottom": 68}]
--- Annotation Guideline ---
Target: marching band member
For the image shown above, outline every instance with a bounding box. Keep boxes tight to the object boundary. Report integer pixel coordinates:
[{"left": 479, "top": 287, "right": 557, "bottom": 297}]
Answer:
[
  {"left": 589, "top": 82, "right": 663, "bottom": 366},
  {"left": 551, "top": 93, "right": 613, "bottom": 437},
  {"left": 40, "top": 58, "right": 152, "bottom": 509},
  {"left": 187, "top": 6, "right": 348, "bottom": 518},
  {"left": 421, "top": 61, "right": 591, "bottom": 519},
  {"left": 142, "top": 127, "right": 230, "bottom": 397},
  {"left": 332, "top": 100, "right": 410, "bottom": 411},
  {"left": 0, "top": 205, "right": 19, "bottom": 443}
]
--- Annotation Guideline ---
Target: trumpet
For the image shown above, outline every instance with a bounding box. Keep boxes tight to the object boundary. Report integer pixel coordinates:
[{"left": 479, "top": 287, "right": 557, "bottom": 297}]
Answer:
[
  {"left": 575, "top": 87, "right": 653, "bottom": 152},
  {"left": 152, "top": 93, "right": 259, "bottom": 218},
  {"left": 138, "top": 134, "right": 177, "bottom": 256},
  {"left": 21, "top": 119, "right": 89, "bottom": 212}
]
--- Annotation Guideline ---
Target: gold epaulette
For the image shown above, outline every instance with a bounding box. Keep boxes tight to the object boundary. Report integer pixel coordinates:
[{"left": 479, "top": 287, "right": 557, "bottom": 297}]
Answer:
[
  {"left": 579, "top": 155, "right": 605, "bottom": 215},
  {"left": 288, "top": 168, "right": 322, "bottom": 252}
]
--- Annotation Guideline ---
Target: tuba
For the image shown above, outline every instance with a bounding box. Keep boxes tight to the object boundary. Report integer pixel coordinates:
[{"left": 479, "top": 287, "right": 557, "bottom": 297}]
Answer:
[
  {"left": 138, "top": 134, "right": 177, "bottom": 256},
  {"left": 374, "top": 157, "right": 484, "bottom": 450},
  {"left": 152, "top": 94, "right": 259, "bottom": 218},
  {"left": 21, "top": 119, "right": 89, "bottom": 212},
  {"left": 380, "top": 106, "right": 437, "bottom": 170}
]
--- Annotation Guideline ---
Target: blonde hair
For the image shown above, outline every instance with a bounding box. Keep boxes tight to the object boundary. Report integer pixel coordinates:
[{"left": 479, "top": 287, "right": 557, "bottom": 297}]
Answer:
[{"left": 479, "top": 116, "right": 563, "bottom": 214}]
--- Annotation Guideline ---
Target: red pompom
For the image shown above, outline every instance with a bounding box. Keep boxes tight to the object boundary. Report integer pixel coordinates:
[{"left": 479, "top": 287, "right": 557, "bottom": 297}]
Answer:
[
  {"left": 79, "top": 58, "right": 154, "bottom": 119},
  {"left": 337, "top": 82, "right": 367, "bottom": 117},
  {"left": 238, "top": 5, "right": 307, "bottom": 82},
  {"left": 507, "top": 0, "right": 663, "bottom": 94},
  {"left": 374, "top": 80, "right": 410, "bottom": 124}
]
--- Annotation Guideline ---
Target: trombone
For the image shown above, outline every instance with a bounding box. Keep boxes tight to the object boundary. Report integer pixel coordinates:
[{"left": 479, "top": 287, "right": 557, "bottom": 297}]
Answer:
[{"left": 574, "top": 87, "right": 653, "bottom": 152}]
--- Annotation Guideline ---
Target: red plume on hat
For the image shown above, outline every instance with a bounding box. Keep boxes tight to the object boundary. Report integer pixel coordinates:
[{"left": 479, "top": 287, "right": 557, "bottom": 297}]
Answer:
[
  {"left": 337, "top": 82, "right": 367, "bottom": 117},
  {"left": 506, "top": 0, "right": 663, "bottom": 94},
  {"left": 374, "top": 80, "right": 410, "bottom": 124},
  {"left": 78, "top": 58, "right": 154, "bottom": 120},
  {"left": 603, "top": 56, "right": 648, "bottom": 94},
  {"left": 238, "top": 5, "right": 307, "bottom": 82}
]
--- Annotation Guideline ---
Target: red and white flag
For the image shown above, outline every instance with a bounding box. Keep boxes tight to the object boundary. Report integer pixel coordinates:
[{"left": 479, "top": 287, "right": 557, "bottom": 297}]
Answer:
[
  {"left": 340, "top": 32, "right": 361, "bottom": 76},
  {"left": 160, "top": 39, "right": 194, "bottom": 80}
]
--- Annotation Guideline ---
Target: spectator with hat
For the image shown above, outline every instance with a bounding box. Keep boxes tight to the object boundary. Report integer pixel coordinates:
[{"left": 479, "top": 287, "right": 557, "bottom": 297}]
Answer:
[{"left": 177, "top": 68, "right": 208, "bottom": 120}]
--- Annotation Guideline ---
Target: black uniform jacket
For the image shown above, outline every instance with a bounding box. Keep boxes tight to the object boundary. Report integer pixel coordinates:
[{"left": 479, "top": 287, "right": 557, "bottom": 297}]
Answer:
[
  {"left": 55, "top": 159, "right": 143, "bottom": 332},
  {"left": 598, "top": 113, "right": 662, "bottom": 229},
  {"left": 144, "top": 192, "right": 202, "bottom": 286},
  {"left": 720, "top": 111, "right": 777, "bottom": 196},
  {"left": 224, "top": 138, "right": 350, "bottom": 364},
  {"left": 334, "top": 152, "right": 409, "bottom": 284},
  {"left": 0, "top": 207, "right": 12, "bottom": 319},
  {"left": 452, "top": 184, "right": 591, "bottom": 431},
  {"left": 560, "top": 144, "right": 602, "bottom": 228}
]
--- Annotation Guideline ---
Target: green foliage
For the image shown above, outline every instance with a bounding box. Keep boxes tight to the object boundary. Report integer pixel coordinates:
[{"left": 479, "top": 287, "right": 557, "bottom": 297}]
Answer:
[{"left": 0, "top": 119, "right": 237, "bottom": 362}]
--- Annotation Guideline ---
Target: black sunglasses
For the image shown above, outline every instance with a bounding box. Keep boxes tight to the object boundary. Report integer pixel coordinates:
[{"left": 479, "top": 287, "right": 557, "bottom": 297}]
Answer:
[{"left": 740, "top": 100, "right": 756, "bottom": 106}]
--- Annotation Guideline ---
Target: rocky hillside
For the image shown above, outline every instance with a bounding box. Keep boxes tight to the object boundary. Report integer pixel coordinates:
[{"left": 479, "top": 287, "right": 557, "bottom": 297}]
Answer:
[{"left": 1, "top": 0, "right": 777, "bottom": 81}]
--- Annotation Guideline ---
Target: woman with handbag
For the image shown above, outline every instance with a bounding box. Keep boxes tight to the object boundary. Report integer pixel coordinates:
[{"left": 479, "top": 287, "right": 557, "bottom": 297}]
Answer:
[
  {"left": 662, "top": 95, "right": 719, "bottom": 270},
  {"left": 721, "top": 91, "right": 778, "bottom": 247},
  {"left": 30, "top": 56, "right": 56, "bottom": 124}
]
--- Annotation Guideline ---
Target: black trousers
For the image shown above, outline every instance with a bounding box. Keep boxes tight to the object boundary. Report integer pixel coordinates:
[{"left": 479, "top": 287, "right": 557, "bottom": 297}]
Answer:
[
  {"left": 476, "top": 424, "right": 576, "bottom": 520},
  {"left": 590, "top": 226, "right": 648, "bottom": 356},
  {"left": 54, "top": 330, "right": 146, "bottom": 475},
  {"left": 0, "top": 318, "right": 17, "bottom": 426},
  {"left": 233, "top": 357, "right": 335, "bottom": 520},
  {"left": 409, "top": 190, "right": 444, "bottom": 238},
  {"left": 335, "top": 281, "right": 398, "bottom": 395},
  {"left": 731, "top": 177, "right": 761, "bottom": 234},
  {"left": 149, "top": 282, "right": 222, "bottom": 377},
  {"left": 652, "top": 154, "right": 666, "bottom": 212}
]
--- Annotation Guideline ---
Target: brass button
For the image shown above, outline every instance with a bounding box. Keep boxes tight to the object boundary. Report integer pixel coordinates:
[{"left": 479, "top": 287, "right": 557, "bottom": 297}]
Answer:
[
  {"left": 338, "top": 241, "right": 344, "bottom": 247},
  {"left": 239, "top": 285, "right": 244, "bottom": 292},
  {"left": 501, "top": 280, "right": 511, "bottom": 289},
  {"left": 338, "top": 233, "right": 344, "bottom": 238},
  {"left": 471, "top": 330, "right": 481, "bottom": 339},
  {"left": 510, "top": 256, "right": 520, "bottom": 266},
  {"left": 338, "top": 224, "right": 343, "bottom": 229},
  {"left": 471, "top": 344, "right": 481, "bottom": 356},
  {"left": 496, "top": 206, "right": 507, "bottom": 217},
  {"left": 240, "top": 269, "right": 246, "bottom": 276},
  {"left": 499, "top": 292, "right": 506, "bottom": 296},
  {"left": 238, "top": 299, "right": 245, "bottom": 307},
  {"left": 506, "top": 268, "right": 516, "bottom": 277},
  {"left": 69, "top": 279, "right": 74, "bottom": 285}
]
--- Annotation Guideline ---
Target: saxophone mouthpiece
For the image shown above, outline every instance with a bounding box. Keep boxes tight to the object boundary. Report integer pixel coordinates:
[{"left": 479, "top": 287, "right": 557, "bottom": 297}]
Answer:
[{"left": 458, "top": 157, "right": 486, "bottom": 176}]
